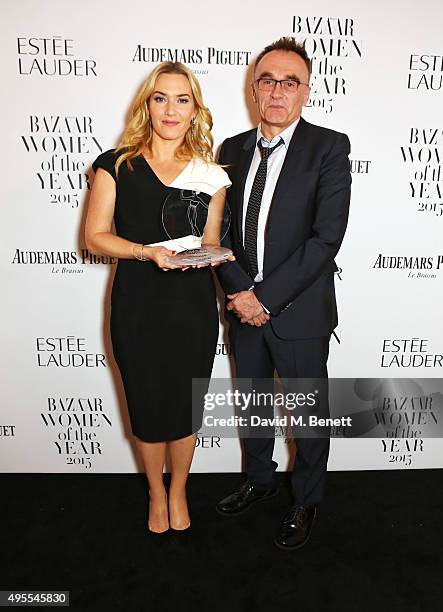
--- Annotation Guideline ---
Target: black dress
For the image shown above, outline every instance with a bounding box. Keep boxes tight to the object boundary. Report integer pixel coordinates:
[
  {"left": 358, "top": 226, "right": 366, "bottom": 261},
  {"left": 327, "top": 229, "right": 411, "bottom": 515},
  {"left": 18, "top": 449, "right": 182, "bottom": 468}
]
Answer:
[{"left": 92, "top": 149, "right": 225, "bottom": 442}]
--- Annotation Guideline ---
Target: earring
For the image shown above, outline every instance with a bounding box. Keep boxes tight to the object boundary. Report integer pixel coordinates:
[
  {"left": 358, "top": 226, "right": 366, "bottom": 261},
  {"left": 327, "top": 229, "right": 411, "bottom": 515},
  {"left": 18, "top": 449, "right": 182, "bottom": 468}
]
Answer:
[{"left": 190, "top": 117, "right": 196, "bottom": 138}]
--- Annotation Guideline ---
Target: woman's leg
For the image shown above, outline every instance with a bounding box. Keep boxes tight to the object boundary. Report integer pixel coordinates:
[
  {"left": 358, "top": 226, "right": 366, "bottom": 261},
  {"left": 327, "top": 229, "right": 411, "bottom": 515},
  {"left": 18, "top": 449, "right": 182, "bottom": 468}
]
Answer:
[
  {"left": 168, "top": 433, "right": 197, "bottom": 529},
  {"left": 135, "top": 437, "right": 168, "bottom": 533}
]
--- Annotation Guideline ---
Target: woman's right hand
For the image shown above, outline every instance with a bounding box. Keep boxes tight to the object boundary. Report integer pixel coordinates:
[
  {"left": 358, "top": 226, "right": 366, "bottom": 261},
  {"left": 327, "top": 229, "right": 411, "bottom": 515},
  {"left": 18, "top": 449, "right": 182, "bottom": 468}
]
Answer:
[{"left": 145, "top": 246, "right": 181, "bottom": 271}]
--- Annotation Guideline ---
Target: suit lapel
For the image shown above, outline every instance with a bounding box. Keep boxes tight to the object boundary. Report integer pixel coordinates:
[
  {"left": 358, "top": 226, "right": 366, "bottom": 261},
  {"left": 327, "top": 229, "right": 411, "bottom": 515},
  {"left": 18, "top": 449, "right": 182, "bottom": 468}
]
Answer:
[
  {"left": 261, "top": 118, "right": 309, "bottom": 268},
  {"left": 267, "top": 117, "right": 308, "bottom": 217},
  {"left": 235, "top": 130, "right": 256, "bottom": 243}
]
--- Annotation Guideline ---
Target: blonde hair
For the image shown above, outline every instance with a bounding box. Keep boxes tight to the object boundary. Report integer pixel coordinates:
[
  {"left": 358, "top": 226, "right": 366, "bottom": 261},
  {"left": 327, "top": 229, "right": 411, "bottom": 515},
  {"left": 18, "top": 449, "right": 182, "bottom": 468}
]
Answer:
[{"left": 114, "top": 62, "right": 214, "bottom": 176}]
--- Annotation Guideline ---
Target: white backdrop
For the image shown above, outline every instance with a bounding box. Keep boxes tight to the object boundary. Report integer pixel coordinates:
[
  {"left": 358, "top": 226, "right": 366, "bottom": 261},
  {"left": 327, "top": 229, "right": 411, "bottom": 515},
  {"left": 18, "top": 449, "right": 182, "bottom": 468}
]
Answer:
[{"left": 1, "top": 0, "right": 442, "bottom": 473}]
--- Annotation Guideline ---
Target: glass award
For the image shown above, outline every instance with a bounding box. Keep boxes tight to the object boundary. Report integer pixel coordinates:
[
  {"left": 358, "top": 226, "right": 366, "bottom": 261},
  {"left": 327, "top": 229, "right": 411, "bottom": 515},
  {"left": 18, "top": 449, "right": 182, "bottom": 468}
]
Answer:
[{"left": 159, "top": 180, "right": 232, "bottom": 267}]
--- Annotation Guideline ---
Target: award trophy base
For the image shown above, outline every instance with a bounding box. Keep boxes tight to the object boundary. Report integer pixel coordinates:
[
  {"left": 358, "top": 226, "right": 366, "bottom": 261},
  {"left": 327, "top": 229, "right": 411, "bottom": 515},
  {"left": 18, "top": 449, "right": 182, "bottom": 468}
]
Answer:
[{"left": 167, "top": 245, "right": 233, "bottom": 266}]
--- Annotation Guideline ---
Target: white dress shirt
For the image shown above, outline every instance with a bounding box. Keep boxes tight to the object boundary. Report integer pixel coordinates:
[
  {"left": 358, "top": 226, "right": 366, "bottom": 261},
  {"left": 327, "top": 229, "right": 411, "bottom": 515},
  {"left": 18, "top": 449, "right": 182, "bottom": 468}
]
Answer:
[{"left": 242, "top": 118, "right": 300, "bottom": 283}]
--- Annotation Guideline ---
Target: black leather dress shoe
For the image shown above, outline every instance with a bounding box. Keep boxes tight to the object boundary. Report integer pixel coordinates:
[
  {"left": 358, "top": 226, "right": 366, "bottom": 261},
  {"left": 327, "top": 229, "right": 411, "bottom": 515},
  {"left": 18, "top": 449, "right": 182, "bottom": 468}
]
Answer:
[
  {"left": 216, "top": 479, "right": 279, "bottom": 516},
  {"left": 274, "top": 504, "right": 317, "bottom": 550}
]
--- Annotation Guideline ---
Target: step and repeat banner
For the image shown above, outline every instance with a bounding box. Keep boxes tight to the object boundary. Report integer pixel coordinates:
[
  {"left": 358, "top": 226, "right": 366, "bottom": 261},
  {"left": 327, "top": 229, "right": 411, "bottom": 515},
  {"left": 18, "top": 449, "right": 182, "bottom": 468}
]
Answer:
[{"left": 1, "top": 0, "right": 442, "bottom": 473}]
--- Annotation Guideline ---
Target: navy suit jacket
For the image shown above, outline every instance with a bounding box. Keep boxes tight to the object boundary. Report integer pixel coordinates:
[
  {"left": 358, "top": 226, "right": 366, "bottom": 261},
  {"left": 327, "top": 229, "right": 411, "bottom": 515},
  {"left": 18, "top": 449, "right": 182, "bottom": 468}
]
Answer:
[{"left": 216, "top": 116, "right": 352, "bottom": 340}]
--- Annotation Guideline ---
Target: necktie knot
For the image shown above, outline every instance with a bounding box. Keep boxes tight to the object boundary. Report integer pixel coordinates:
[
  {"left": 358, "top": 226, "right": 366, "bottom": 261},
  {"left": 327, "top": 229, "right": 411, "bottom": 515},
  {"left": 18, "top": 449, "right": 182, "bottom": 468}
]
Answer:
[{"left": 258, "top": 137, "right": 283, "bottom": 160}]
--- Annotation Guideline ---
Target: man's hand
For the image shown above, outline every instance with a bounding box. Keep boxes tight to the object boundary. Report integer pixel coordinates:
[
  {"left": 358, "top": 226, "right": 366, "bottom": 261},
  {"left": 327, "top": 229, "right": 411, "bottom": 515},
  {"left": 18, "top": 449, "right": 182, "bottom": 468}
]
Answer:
[{"left": 227, "top": 291, "right": 270, "bottom": 326}]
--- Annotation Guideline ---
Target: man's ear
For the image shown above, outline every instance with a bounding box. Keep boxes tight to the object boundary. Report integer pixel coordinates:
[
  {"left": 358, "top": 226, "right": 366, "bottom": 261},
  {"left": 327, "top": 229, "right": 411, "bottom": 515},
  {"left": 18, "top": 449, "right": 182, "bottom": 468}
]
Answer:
[{"left": 251, "top": 81, "right": 257, "bottom": 103}]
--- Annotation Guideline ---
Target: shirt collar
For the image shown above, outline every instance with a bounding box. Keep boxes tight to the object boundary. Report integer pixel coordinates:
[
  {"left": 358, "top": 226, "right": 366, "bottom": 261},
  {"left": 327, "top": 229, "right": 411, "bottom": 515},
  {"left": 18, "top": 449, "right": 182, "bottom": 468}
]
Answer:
[{"left": 256, "top": 117, "right": 300, "bottom": 149}]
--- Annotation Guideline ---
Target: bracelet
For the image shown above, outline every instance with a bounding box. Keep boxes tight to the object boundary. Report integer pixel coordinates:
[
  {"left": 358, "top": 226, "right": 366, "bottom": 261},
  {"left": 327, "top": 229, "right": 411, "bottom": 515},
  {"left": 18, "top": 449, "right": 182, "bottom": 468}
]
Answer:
[{"left": 132, "top": 243, "right": 149, "bottom": 261}]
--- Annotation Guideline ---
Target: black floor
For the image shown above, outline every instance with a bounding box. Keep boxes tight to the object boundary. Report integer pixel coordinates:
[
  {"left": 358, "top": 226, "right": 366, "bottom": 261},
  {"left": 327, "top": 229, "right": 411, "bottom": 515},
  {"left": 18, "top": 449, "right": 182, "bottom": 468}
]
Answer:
[{"left": 1, "top": 470, "right": 442, "bottom": 612}]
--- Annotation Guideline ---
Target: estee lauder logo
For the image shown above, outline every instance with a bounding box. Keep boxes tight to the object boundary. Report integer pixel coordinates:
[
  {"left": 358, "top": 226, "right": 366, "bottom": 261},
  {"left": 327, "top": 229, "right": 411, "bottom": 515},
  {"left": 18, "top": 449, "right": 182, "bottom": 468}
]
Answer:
[
  {"left": 36, "top": 337, "right": 107, "bottom": 368},
  {"left": 17, "top": 36, "right": 97, "bottom": 76},
  {"left": 195, "top": 436, "right": 221, "bottom": 448},
  {"left": 408, "top": 54, "right": 442, "bottom": 90},
  {"left": 380, "top": 339, "right": 443, "bottom": 368},
  {"left": 132, "top": 46, "right": 251, "bottom": 66}
]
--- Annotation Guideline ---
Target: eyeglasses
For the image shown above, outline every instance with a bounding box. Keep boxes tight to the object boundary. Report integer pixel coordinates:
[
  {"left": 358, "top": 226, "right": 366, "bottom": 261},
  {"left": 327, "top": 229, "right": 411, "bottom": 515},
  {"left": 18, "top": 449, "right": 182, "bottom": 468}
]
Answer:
[{"left": 255, "top": 78, "right": 309, "bottom": 93}]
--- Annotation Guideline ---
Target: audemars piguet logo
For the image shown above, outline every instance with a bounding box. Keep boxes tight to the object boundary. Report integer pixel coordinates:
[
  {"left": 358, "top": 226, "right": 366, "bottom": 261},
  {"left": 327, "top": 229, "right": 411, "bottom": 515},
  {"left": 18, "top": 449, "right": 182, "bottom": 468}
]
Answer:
[
  {"left": 216, "top": 343, "right": 232, "bottom": 356},
  {"left": 0, "top": 425, "right": 16, "bottom": 438},
  {"left": 350, "top": 159, "right": 371, "bottom": 174},
  {"left": 12, "top": 249, "right": 116, "bottom": 275},
  {"left": 372, "top": 254, "right": 442, "bottom": 279},
  {"left": 132, "top": 46, "right": 251, "bottom": 70}
]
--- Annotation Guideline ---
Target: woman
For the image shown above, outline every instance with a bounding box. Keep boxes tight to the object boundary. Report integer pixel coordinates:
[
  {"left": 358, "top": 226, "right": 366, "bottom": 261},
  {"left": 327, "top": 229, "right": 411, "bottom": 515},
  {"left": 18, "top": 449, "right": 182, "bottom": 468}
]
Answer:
[{"left": 85, "top": 61, "right": 232, "bottom": 533}]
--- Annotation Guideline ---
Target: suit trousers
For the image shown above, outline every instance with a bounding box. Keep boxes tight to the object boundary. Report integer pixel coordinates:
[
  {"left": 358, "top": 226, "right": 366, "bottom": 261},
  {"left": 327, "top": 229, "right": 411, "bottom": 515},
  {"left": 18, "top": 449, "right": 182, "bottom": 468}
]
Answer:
[{"left": 228, "top": 317, "right": 331, "bottom": 507}]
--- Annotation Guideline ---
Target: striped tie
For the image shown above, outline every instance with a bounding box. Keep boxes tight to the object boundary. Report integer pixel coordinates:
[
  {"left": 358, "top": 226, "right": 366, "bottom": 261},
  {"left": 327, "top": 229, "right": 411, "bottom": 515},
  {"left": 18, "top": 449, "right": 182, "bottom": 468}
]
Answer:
[{"left": 244, "top": 137, "right": 283, "bottom": 279}]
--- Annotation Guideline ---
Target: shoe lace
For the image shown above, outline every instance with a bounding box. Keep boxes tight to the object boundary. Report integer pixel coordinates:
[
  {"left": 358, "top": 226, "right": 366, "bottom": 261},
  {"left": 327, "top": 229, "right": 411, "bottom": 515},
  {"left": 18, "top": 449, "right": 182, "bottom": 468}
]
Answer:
[{"left": 284, "top": 506, "right": 307, "bottom": 528}]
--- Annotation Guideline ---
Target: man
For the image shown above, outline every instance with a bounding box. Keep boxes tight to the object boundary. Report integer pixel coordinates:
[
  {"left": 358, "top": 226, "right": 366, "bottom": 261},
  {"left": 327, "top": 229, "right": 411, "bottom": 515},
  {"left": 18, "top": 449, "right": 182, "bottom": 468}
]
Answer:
[{"left": 215, "top": 37, "right": 351, "bottom": 550}]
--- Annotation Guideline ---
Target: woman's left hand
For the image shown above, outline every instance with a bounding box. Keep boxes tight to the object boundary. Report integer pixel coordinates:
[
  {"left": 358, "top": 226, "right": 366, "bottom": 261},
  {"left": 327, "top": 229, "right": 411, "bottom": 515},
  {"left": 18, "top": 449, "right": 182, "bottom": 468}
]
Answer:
[
  {"left": 210, "top": 254, "right": 236, "bottom": 268},
  {"left": 180, "top": 254, "right": 235, "bottom": 271}
]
